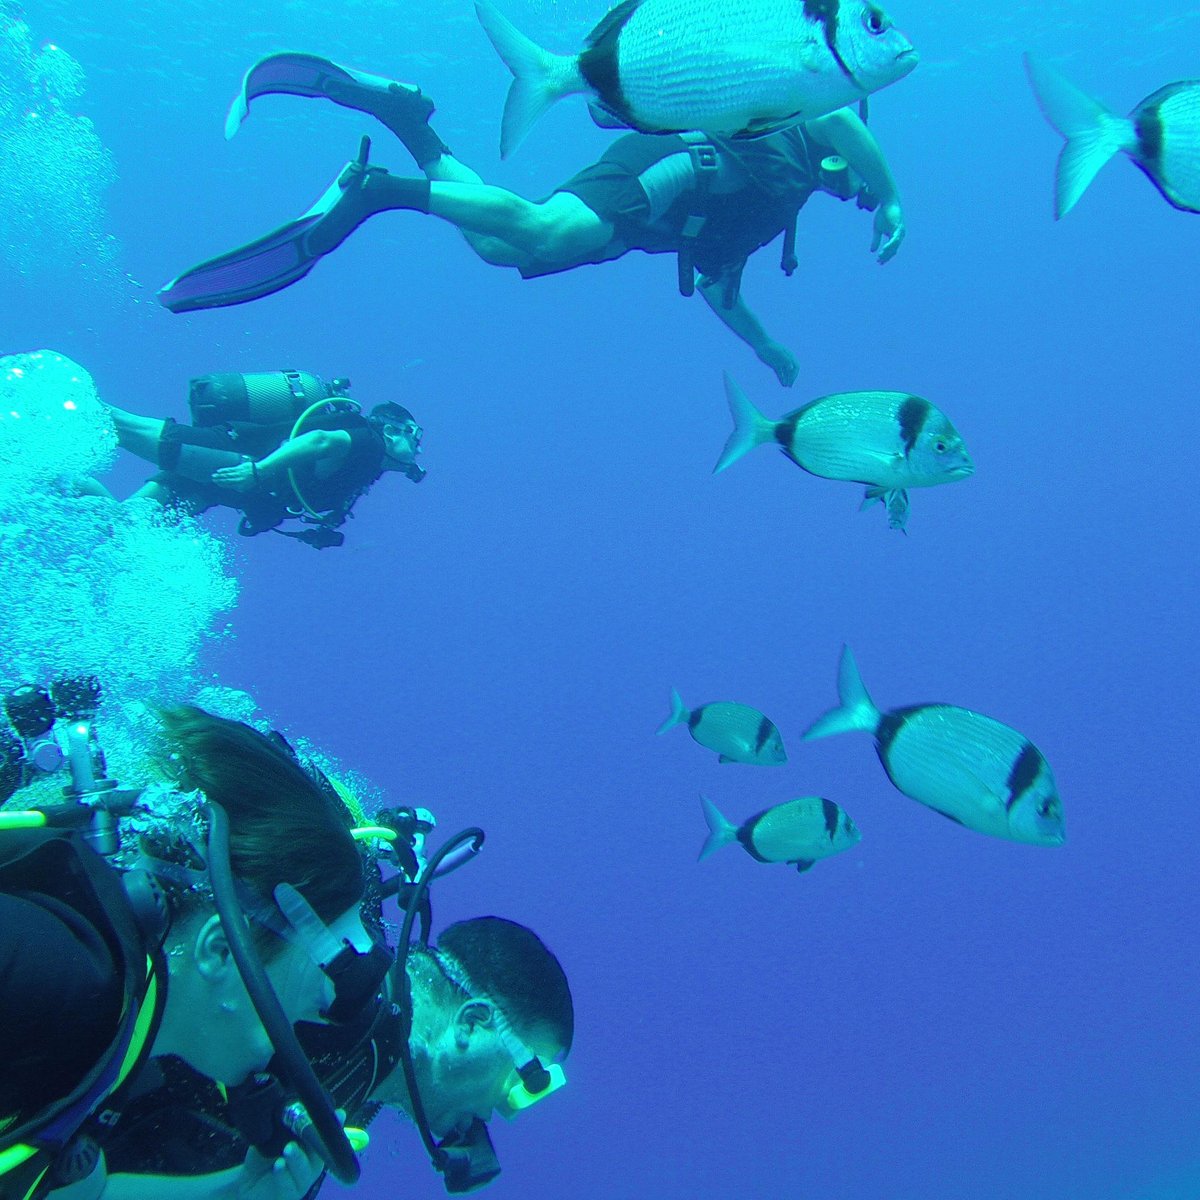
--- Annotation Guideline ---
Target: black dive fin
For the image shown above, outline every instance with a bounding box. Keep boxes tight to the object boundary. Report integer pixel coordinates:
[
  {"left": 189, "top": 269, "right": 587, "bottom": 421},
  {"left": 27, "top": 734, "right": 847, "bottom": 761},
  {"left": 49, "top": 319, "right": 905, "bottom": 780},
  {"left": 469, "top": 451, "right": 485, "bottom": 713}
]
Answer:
[{"left": 160, "top": 137, "right": 377, "bottom": 313}]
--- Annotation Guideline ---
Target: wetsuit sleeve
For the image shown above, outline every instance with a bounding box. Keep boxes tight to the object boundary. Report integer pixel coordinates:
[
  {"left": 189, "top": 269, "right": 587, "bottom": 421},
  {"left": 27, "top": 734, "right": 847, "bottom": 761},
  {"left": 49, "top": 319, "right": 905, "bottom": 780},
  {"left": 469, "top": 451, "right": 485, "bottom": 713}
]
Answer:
[{"left": 0, "top": 894, "right": 123, "bottom": 1123}]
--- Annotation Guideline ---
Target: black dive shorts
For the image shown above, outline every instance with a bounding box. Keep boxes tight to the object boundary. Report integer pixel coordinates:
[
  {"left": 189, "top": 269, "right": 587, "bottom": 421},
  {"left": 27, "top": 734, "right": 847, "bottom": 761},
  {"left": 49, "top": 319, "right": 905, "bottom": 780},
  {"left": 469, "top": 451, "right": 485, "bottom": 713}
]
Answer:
[
  {"left": 558, "top": 133, "right": 688, "bottom": 231},
  {"left": 521, "top": 133, "right": 688, "bottom": 277},
  {"left": 152, "top": 422, "right": 249, "bottom": 513}
]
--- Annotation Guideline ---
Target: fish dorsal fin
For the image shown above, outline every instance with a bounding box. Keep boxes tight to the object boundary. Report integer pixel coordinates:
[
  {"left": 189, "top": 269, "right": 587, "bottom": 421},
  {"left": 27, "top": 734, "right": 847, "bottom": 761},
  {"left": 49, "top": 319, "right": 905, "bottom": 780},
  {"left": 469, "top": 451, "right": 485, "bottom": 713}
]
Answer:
[{"left": 585, "top": 0, "right": 643, "bottom": 50}]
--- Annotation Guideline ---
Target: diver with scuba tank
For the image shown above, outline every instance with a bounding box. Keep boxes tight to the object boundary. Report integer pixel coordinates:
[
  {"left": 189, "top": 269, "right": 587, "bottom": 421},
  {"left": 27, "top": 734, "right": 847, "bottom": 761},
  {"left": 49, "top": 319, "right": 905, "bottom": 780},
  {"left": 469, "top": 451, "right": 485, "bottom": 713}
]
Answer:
[
  {"left": 104, "top": 370, "right": 425, "bottom": 549},
  {"left": 159, "top": 52, "right": 904, "bottom": 389}
]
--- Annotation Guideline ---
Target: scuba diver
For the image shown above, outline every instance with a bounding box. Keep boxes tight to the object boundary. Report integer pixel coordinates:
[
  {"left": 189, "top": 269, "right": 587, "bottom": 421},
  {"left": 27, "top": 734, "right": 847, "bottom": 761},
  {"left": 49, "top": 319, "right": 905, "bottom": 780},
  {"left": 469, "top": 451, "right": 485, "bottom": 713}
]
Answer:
[
  {"left": 159, "top": 54, "right": 907, "bottom": 388},
  {"left": 108, "top": 370, "right": 425, "bottom": 549},
  {"left": 0, "top": 686, "right": 389, "bottom": 1200}
]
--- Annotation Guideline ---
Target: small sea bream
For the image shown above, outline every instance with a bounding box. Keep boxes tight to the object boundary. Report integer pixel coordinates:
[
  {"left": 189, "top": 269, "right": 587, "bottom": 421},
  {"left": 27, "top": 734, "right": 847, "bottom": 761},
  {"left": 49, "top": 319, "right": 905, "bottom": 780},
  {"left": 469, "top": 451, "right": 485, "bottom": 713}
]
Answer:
[
  {"left": 698, "top": 794, "right": 860, "bottom": 873},
  {"left": 1025, "top": 54, "right": 1200, "bottom": 218},
  {"left": 475, "top": 0, "right": 918, "bottom": 157},
  {"left": 802, "top": 646, "right": 1065, "bottom": 846},
  {"left": 714, "top": 373, "right": 973, "bottom": 531},
  {"left": 656, "top": 689, "right": 786, "bottom": 765}
]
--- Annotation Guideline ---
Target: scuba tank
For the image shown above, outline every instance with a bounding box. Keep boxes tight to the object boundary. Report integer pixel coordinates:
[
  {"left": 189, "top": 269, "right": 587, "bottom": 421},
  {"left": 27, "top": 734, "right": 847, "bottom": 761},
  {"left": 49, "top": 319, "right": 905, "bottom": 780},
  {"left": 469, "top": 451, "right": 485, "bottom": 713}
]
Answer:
[{"left": 188, "top": 370, "right": 351, "bottom": 427}]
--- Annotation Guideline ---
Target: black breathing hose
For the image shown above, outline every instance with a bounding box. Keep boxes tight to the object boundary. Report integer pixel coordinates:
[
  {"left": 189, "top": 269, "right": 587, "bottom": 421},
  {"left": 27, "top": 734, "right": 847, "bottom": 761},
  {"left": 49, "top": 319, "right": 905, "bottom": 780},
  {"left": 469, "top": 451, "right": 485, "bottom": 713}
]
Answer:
[
  {"left": 205, "top": 802, "right": 360, "bottom": 1185},
  {"left": 392, "top": 827, "right": 486, "bottom": 1171}
]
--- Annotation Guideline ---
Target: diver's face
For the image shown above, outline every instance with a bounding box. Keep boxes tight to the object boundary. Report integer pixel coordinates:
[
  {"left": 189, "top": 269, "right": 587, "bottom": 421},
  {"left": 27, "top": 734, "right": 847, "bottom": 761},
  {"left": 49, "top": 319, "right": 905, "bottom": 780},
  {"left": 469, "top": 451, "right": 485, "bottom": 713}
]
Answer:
[
  {"left": 236, "top": 904, "right": 372, "bottom": 1077},
  {"left": 426, "top": 1018, "right": 563, "bottom": 1138},
  {"left": 266, "top": 904, "right": 372, "bottom": 1026},
  {"left": 383, "top": 420, "right": 421, "bottom": 464}
]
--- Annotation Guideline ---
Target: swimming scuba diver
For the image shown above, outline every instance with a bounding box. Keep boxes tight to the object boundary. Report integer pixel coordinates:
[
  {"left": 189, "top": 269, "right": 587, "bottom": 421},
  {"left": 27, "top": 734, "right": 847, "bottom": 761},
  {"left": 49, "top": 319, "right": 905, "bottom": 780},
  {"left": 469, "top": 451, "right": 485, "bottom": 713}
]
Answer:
[
  {"left": 107, "top": 370, "right": 425, "bottom": 549},
  {"left": 159, "top": 54, "right": 906, "bottom": 387},
  {"left": 0, "top": 689, "right": 389, "bottom": 1200}
]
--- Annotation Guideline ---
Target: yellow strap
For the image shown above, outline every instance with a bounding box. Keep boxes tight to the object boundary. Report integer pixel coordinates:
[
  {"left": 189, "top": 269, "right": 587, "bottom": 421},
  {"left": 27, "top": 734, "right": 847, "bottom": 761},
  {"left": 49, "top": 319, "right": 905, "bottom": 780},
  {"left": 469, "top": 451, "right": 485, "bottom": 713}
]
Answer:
[
  {"left": 0, "top": 812, "right": 47, "bottom": 831},
  {"left": 0, "top": 1143, "right": 38, "bottom": 1175},
  {"left": 351, "top": 825, "right": 396, "bottom": 843}
]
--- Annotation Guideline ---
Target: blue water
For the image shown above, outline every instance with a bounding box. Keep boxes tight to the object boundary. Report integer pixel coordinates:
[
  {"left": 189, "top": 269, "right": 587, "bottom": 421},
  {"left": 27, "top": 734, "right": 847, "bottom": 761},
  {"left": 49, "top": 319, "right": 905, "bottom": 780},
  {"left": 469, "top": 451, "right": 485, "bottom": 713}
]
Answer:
[{"left": 3, "top": 0, "right": 1200, "bottom": 1196}]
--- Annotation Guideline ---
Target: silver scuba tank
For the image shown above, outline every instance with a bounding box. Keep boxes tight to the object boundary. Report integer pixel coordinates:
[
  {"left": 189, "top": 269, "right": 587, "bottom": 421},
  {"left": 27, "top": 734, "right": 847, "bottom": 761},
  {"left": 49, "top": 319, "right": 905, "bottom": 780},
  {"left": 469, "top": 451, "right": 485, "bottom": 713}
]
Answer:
[{"left": 188, "top": 370, "right": 351, "bottom": 427}]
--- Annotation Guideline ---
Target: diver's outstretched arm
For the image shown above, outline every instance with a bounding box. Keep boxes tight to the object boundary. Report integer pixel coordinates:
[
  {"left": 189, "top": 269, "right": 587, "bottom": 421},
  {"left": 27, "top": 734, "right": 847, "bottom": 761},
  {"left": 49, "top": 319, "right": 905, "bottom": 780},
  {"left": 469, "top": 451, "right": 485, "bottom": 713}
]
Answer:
[{"left": 697, "top": 274, "right": 799, "bottom": 388}]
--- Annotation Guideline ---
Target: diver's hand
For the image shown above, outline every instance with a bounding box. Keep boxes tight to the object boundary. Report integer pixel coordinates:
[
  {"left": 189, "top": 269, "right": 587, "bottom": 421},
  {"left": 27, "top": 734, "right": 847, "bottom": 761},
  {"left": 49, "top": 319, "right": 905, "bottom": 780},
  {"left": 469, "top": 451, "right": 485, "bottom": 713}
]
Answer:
[
  {"left": 230, "top": 1142, "right": 323, "bottom": 1200},
  {"left": 871, "top": 201, "right": 905, "bottom": 264},
  {"left": 211, "top": 461, "right": 259, "bottom": 492},
  {"left": 757, "top": 340, "right": 799, "bottom": 387}
]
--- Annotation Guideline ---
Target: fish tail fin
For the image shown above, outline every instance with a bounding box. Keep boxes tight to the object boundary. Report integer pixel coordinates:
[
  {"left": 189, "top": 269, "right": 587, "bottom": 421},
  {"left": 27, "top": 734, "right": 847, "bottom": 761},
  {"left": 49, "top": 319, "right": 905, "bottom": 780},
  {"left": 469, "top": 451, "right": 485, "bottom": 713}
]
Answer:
[
  {"left": 655, "top": 687, "right": 689, "bottom": 736},
  {"left": 713, "top": 373, "right": 775, "bottom": 474},
  {"left": 698, "top": 795, "right": 738, "bottom": 861},
  {"left": 802, "top": 645, "right": 881, "bottom": 741},
  {"left": 1023, "top": 53, "right": 1134, "bottom": 218},
  {"left": 475, "top": 0, "right": 581, "bottom": 158}
]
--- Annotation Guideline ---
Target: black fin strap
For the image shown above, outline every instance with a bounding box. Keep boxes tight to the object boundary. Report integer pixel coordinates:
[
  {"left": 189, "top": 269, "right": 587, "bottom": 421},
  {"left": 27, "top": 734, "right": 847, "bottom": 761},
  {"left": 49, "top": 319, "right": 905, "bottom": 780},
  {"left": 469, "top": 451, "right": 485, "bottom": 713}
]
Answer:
[
  {"left": 781, "top": 212, "right": 799, "bottom": 276},
  {"left": 677, "top": 139, "right": 720, "bottom": 298}
]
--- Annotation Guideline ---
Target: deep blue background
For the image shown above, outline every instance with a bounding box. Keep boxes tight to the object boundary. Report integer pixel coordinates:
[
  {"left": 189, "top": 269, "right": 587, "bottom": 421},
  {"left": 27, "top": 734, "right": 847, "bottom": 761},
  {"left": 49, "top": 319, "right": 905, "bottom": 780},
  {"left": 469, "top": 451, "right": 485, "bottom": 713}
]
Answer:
[{"left": 4, "top": 1, "right": 1199, "bottom": 1197}]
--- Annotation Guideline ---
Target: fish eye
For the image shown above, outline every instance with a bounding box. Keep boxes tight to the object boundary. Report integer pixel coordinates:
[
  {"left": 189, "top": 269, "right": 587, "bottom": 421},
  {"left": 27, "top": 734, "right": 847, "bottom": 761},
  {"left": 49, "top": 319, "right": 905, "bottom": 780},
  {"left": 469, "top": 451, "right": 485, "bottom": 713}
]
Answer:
[
  {"left": 1037, "top": 798, "right": 1055, "bottom": 818},
  {"left": 934, "top": 440, "right": 947, "bottom": 453},
  {"left": 863, "top": 7, "right": 888, "bottom": 34}
]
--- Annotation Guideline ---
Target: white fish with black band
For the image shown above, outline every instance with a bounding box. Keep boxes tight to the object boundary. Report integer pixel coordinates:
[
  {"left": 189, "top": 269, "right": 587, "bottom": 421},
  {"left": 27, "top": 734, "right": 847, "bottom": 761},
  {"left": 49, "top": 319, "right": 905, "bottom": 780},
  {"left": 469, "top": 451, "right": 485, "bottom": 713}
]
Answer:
[
  {"left": 802, "top": 647, "right": 1066, "bottom": 846},
  {"left": 714, "top": 373, "right": 973, "bottom": 531},
  {"left": 476, "top": 0, "right": 919, "bottom": 158}
]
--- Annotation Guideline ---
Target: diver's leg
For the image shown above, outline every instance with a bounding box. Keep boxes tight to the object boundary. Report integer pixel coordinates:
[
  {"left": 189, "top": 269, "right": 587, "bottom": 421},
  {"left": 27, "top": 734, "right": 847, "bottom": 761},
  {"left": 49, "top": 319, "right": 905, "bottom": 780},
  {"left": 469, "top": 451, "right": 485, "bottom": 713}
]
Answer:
[
  {"left": 109, "top": 406, "right": 168, "bottom": 464},
  {"left": 129, "top": 479, "right": 174, "bottom": 505},
  {"left": 424, "top": 185, "right": 612, "bottom": 268},
  {"left": 221, "top": 55, "right": 611, "bottom": 273}
]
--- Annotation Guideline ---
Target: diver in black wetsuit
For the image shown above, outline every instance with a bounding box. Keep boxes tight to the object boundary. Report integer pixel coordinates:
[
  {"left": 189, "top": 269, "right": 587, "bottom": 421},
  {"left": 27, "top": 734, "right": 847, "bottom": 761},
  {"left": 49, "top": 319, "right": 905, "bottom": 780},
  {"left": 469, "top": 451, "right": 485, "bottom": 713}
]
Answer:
[
  {"left": 159, "top": 54, "right": 906, "bottom": 387},
  {"left": 107, "top": 370, "right": 424, "bottom": 548},
  {"left": 0, "top": 700, "right": 381, "bottom": 1200}
]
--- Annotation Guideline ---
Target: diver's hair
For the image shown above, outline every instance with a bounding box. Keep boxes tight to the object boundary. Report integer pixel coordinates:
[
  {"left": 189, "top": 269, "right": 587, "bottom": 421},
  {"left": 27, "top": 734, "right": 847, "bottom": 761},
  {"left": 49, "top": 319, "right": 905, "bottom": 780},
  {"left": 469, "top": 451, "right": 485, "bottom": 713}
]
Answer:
[
  {"left": 438, "top": 917, "right": 574, "bottom": 1055},
  {"left": 154, "top": 706, "right": 363, "bottom": 955},
  {"left": 367, "top": 402, "right": 416, "bottom": 429}
]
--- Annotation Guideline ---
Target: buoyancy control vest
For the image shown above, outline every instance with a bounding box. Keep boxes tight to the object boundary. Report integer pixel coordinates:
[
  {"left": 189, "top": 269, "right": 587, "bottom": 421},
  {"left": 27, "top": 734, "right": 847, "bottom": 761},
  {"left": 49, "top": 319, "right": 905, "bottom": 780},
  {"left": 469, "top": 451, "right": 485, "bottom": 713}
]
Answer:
[
  {"left": 666, "top": 126, "right": 826, "bottom": 298},
  {"left": 0, "top": 829, "right": 165, "bottom": 1200}
]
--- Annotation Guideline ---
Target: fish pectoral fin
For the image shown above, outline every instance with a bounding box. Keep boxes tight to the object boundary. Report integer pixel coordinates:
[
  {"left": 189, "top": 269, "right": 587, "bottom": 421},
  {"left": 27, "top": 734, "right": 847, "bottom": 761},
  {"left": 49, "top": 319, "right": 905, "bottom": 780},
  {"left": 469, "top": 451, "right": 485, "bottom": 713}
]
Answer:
[{"left": 793, "top": 859, "right": 816, "bottom": 873}]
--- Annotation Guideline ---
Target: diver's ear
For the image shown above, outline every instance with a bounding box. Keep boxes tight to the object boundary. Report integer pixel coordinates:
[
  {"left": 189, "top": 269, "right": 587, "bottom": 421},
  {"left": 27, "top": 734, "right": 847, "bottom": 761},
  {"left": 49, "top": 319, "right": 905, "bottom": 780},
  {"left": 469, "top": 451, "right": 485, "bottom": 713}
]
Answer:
[
  {"left": 453, "top": 1000, "right": 496, "bottom": 1049},
  {"left": 192, "top": 914, "right": 235, "bottom": 982}
]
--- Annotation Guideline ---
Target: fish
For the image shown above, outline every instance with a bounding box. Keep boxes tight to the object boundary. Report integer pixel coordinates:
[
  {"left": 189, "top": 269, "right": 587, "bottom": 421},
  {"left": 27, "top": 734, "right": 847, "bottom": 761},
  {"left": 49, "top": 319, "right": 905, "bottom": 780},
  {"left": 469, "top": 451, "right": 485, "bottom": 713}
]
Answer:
[
  {"left": 475, "top": 0, "right": 918, "bottom": 158},
  {"left": 802, "top": 646, "right": 1065, "bottom": 846},
  {"left": 656, "top": 688, "right": 786, "bottom": 765},
  {"left": 698, "top": 794, "right": 860, "bottom": 872},
  {"left": 1024, "top": 54, "right": 1200, "bottom": 219},
  {"left": 714, "top": 373, "right": 973, "bottom": 531}
]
